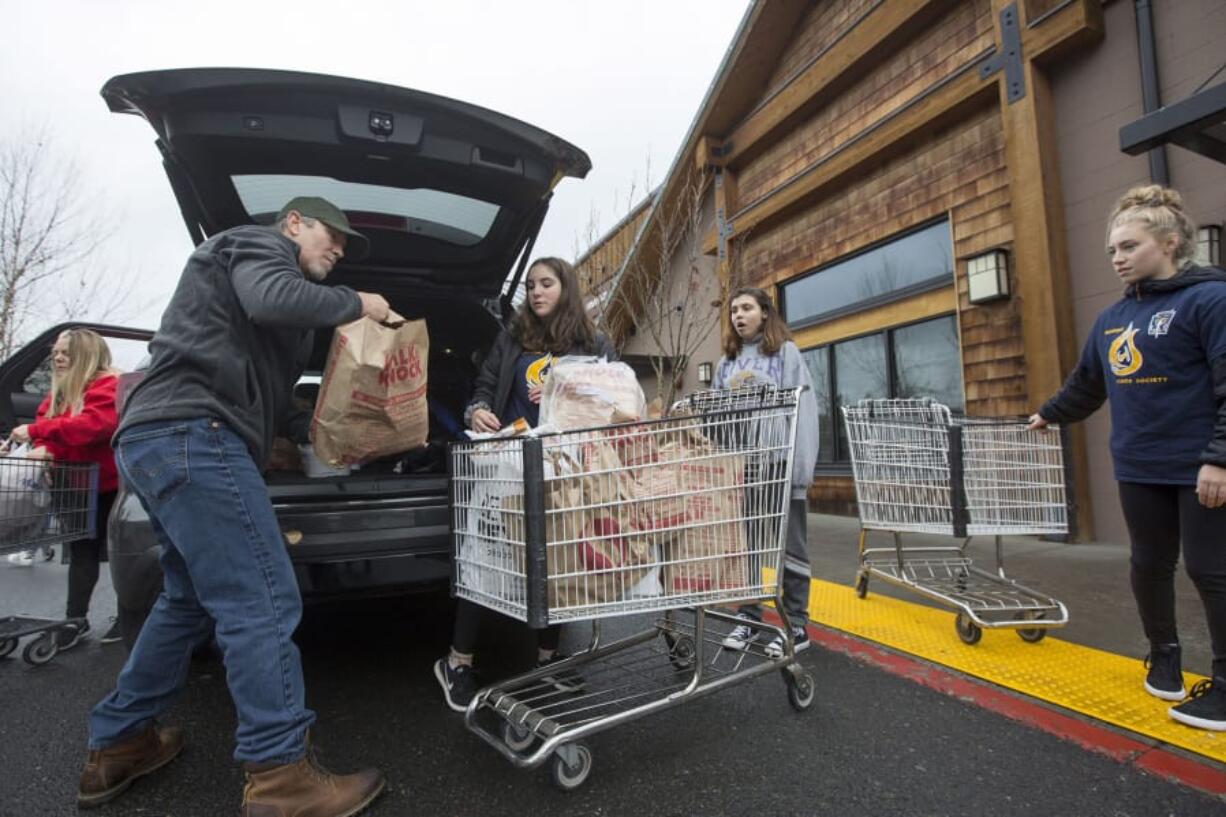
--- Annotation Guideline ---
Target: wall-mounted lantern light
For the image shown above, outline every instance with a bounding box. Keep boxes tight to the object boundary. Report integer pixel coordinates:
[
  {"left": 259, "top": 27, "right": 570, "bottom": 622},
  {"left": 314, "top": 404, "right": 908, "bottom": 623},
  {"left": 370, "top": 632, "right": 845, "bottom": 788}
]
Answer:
[
  {"left": 967, "top": 249, "right": 1010, "bottom": 305},
  {"left": 697, "top": 361, "right": 713, "bottom": 385}
]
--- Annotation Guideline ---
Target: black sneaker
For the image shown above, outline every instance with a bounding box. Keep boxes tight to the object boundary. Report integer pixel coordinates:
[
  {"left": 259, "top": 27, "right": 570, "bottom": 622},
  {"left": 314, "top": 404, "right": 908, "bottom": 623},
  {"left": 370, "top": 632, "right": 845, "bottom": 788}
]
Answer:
[
  {"left": 56, "top": 620, "right": 90, "bottom": 651},
  {"left": 1143, "top": 644, "right": 1185, "bottom": 701},
  {"left": 98, "top": 618, "right": 123, "bottom": 645},
  {"left": 1169, "top": 678, "right": 1226, "bottom": 732},
  {"left": 434, "top": 658, "right": 480, "bottom": 713},
  {"left": 537, "top": 654, "right": 586, "bottom": 693},
  {"left": 721, "top": 614, "right": 761, "bottom": 651},
  {"left": 764, "top": 626, "right": 811, "bottom": 659}
]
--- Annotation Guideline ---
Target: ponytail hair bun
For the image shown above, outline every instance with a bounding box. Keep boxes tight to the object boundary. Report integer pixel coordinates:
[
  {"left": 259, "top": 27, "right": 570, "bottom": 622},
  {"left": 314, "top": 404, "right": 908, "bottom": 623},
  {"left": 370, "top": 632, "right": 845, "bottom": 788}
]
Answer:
[
  {"left": 1107, "top": 184, "right": 1197, "bottom": 266},
  {"left": 1115, "top": 184, "right": 1186, "bottom": 214}
]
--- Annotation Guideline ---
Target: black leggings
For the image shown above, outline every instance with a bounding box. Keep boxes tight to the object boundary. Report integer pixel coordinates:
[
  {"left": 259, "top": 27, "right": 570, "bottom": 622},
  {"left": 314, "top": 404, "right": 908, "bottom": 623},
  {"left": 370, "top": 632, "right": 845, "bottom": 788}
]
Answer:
[
  {"left": 1118, "top": 482, "right": 1226, "bottom": 678},
  {"left": 451, "top": 599, "right": 560, "bottom": 655},
  {"left": 66, "top": 491, "right": 117, "bottom": 620}
]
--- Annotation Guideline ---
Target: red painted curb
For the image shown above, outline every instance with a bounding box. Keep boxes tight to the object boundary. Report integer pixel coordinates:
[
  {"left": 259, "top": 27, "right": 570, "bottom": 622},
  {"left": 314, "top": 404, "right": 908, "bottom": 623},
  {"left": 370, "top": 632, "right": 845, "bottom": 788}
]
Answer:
[{"left": 764, "top": 610, "right": 1226, "bottom": 797}]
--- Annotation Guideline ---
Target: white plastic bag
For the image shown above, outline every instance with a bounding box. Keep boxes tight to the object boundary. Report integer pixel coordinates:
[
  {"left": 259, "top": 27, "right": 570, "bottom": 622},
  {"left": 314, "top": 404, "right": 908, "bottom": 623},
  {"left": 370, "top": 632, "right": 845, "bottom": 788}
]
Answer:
[
  {"left": 539, "top": 356, "right": 646, "bottom": 431},
  {"left": 0, "top": 444, "right": 52, "bottom": 545},
  {"left": 455, "top": 445, "right": 552, "bottom": 605}
]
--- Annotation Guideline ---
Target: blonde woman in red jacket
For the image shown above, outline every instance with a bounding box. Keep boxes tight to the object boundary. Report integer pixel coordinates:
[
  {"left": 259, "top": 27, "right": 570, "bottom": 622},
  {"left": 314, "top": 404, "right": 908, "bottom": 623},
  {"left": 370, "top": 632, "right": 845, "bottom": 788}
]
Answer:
[{"left": 10, "top": 329, "right": 122, "bottom": 649}]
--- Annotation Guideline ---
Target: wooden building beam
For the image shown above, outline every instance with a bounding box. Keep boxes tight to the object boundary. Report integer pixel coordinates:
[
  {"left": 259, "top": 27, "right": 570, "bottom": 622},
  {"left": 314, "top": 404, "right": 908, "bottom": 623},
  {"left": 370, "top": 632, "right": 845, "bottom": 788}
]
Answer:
[
  {"left": 721, "top": 0, "right": 958, "bottom": 168},
  {"left": 703, "top": 60, "right": 998, "bottom": 254},
  {"left": 991, "top": 0, "right": 1103, "bottom": 539},
  {"left": 702, "top": 0, "right": 1104, "bottom": 256}
]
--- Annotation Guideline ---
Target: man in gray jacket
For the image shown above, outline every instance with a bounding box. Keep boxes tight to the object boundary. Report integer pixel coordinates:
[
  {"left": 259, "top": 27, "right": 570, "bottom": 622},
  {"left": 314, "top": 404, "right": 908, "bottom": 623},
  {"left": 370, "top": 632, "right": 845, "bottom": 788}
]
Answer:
[{"left": 76, "top": 197, "right": 390, "bottom": 817}]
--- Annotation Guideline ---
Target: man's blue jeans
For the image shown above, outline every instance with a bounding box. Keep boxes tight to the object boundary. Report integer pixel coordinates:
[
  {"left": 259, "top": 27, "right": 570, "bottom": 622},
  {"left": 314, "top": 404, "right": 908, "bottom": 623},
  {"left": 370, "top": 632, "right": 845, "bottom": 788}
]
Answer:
[{"left": 89, "top": 418, "right": 314, "bottom": 763}]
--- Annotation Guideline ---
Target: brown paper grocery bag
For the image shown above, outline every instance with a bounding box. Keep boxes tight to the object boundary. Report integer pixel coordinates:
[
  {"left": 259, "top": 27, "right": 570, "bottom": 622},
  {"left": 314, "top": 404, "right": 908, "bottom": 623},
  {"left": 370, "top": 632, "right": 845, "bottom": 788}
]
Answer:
[
  {"left": 632, "top": 434, "right": 749, "bottom": 594},
  {"left": 310, "top": 311, "right": 429, "bottom": 466},
  {"left": 501, "top": 440, "right": 654, "bottom": 610}
]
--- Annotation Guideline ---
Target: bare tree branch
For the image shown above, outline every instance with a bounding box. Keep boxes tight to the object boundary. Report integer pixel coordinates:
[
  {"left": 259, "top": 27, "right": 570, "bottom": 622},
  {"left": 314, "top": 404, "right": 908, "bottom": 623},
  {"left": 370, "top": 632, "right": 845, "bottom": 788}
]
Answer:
[
  {"left": 0, "top": 128, "right": 139, "bottom": 359},
  {"left": 612, "top": 166, "right": 734, "bottom": 409}
]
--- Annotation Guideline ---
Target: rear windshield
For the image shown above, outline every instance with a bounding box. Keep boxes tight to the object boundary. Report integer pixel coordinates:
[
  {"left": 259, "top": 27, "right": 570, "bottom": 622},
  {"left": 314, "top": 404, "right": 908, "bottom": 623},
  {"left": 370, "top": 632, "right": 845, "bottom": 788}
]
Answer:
[{"left": 232, "top": 174, "right": 501, "bottom": 246}]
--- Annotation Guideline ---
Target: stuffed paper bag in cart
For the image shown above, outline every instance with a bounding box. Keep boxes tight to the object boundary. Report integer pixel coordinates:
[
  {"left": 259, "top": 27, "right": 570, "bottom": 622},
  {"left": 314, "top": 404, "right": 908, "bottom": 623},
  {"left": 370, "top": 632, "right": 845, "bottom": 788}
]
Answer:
[
  {"left": 310, "top": 311, "right": 429, "bottom": 466},
  {"left": 632, "top": 430, "right": 749, "bottom": 595},
  {"left": 500, "top": 439, "right": 655, "bottom": 611}
]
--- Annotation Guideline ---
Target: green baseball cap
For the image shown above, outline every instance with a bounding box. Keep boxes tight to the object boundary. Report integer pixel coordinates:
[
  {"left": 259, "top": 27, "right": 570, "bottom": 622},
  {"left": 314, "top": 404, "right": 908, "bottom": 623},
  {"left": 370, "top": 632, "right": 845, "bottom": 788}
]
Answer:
[{"left": 276, "top": 196, "right": 370, "bottom": 261}]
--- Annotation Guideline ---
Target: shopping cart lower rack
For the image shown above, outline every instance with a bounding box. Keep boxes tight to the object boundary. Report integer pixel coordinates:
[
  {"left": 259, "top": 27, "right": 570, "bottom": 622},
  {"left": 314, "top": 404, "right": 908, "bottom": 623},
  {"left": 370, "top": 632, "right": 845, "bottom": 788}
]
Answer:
[
  {"left": 449, "top": 386, "right": 814, "bottom": 790},
  {"left": 842, "top": 398, "right": 1072, "bottom": 645},
  {"left": 0, "top": 455, "right": 99, "bottom": 665}
]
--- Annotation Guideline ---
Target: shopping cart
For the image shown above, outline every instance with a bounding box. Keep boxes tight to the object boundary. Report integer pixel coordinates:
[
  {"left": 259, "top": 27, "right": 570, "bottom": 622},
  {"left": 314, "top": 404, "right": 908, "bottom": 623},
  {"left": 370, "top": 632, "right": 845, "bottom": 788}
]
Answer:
[
  {"left": 0, "top": 452, "right": 99, "bottom": 665},
  {"left": 450, "top": 386, "right": 813, "bottom": 790},
  {"left": 842, "top": 398, "right": 1071, "bottom": 645}
]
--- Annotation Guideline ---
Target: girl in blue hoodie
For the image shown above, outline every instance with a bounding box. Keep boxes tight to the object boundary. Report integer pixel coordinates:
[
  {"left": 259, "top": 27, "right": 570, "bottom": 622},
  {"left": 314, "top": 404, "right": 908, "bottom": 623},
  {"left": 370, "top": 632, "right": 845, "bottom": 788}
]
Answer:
[
  {"left": 713, "top": 287, "right": 819, "bottom": 659},
  {"left": 1031, "top": 185, "right": 1226, "bottom": 732}
]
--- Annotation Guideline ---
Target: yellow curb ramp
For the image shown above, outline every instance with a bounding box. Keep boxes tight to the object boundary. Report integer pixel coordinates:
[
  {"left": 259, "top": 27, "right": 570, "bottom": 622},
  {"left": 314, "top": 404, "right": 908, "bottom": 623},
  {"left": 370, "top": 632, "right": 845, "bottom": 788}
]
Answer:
[{"left": 795, "top": 574, "right": 1223, "bottom": 764}]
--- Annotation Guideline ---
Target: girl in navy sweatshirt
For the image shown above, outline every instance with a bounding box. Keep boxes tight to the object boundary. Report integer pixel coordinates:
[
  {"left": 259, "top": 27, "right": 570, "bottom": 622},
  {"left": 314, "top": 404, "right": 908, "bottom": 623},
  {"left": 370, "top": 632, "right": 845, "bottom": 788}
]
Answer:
[
  {"left": 1031, "top": 185, "right": 1226, "bottom": 732},
  {"left": 713, "top": 287, "right": 819, "bottom": 658}
]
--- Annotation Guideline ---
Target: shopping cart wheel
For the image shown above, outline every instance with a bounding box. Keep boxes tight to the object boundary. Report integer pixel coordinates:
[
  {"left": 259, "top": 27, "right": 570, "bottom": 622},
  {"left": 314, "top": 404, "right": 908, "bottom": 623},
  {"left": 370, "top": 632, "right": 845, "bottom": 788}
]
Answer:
[
  {"left": 667, "top": 634, "right": 696, "bottom": 671},
  {"left": 1017, "top": 611, "right": 1047, "bottom": 643},
  {"left": 0, "top": 638, "right": 16, "bottom": 659},
  {"left": 954, "top": 613, "right": 982, "bottom": 645},
  {"left": 22, "top": 633, "right": 58, "bottom": 666},
  {"left": 784, "top": 670, "right": 816, "bottom": 712},
  {"left": 855, "top": 573, "right": 869, "bottom": 599},
  {"left": 550, "top": 744, "right": 593, "bottom": 792},
  {"left": 503, "top": 721, "right": 536, "bottom": 752}
]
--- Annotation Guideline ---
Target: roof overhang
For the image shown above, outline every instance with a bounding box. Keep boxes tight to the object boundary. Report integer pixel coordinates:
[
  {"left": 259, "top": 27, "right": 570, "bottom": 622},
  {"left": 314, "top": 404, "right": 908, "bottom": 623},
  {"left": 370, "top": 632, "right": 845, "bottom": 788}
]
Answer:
[{"left": 1120, "top": 81, "right": 1226, "bottom": 164}]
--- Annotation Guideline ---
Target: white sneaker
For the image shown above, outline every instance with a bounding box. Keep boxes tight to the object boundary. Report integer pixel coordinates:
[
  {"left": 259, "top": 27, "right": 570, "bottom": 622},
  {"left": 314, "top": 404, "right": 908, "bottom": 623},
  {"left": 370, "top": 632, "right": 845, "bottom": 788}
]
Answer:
[
  {"left": 721, "top": 615, "right": 760, "bottom": 650},
  {"left": 764, "top": 627, "right": 811, "bottom": 659},
  {"left": 6, "top": 551, "right": 35, "bottom": 566}
]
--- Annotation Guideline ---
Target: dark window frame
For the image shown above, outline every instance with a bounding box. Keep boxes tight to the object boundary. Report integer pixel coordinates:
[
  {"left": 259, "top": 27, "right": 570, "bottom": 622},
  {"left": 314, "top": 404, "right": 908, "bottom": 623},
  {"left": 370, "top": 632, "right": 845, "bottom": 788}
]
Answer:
[
  {"left": 803, "top": 312, "right": 963, "bottom": 468},
  {"left": 779, "top": 217, "right": 955, "bottom": 329}
]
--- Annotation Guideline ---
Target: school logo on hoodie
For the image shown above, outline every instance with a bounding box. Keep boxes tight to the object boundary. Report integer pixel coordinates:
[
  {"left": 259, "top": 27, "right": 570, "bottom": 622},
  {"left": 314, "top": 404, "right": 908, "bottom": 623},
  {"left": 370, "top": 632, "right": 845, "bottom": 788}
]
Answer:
[
  {"left": 1147, "top": 309, "right": 1176, "bottom": 337},
  {"left": 1108, "top": 322, "right": 1143, "bottom": 377}
]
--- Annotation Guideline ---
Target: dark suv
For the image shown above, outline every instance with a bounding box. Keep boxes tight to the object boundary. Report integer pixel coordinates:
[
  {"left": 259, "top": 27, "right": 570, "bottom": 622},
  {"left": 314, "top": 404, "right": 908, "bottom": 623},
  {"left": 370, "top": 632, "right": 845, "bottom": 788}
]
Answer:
[{"left": 0, "top": 68, "right": 589, "bottom": 643}]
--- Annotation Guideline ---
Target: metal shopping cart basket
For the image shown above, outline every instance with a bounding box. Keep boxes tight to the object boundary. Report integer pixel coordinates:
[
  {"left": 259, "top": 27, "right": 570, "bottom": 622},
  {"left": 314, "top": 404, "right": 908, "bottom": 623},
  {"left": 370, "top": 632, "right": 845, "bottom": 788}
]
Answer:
[
  {"left": 449, "top": 386, "right": 812, "bottom": 790},
  {"left": 0, "top": 452, "right": 99, "bottom": 665},
  {"left": 842, "top": 398, "right": 1071, "bottom": 645}
]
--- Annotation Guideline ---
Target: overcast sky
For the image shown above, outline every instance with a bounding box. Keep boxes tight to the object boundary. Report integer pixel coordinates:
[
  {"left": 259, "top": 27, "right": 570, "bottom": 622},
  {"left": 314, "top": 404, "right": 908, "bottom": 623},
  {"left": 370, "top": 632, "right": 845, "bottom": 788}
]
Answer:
[{"left": 2, "top": 0, "right": 748, "bottom": 341}]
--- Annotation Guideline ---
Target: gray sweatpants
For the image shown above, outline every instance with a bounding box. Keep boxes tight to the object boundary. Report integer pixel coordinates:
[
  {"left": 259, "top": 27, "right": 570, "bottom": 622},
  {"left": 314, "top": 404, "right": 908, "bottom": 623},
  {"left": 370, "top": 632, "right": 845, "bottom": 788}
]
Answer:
[{"left": 738, "top": 495, "right": 811, "bottom": 629}]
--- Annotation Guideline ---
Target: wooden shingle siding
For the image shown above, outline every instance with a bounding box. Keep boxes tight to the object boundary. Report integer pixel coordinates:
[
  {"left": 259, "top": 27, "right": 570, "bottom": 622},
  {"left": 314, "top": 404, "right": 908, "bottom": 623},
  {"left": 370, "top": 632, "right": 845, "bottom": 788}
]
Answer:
[
  {"left": 737, "top": 0, "right": 994, "bottom": 207},
  {"left": 759, "top": 0, "right": 879, "bottom": 103},
  {"left": 737, "top": 100, "right": 1027, "bottom": 418},
  {"left": 575, "top": 204, "right": 653, "bottom": 300},
  {"left": 740, "top": 105, "right": 1005, "bottom": 287}
]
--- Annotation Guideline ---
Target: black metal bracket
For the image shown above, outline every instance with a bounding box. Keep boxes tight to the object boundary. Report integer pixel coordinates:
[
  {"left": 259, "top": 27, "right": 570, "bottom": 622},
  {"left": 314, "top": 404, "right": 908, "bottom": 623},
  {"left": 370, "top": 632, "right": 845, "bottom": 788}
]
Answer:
[
  {"left": 978, "top": 3, "right": 1026, "bottom": 104},
  {"left": 714, "top": 168, "right": 733, "bottom": 261}
]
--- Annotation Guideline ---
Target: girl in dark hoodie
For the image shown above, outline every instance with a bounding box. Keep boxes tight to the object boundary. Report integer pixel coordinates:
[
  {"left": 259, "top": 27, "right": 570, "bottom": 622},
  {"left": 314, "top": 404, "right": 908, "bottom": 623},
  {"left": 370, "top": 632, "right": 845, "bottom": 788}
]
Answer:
[
  {"left": 1030, "top": 185, "right": 1226, "bottom": 732},
  {"left": 435, "top": 257, "right": 614, "bottom": 712}
]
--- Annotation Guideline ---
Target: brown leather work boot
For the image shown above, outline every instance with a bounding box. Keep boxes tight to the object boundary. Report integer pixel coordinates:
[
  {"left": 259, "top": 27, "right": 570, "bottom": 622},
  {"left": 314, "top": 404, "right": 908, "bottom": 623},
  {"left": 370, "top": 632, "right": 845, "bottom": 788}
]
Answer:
[
  {"left": 77, "top": 723, "right": 185, "bottom": 809},
  {"left": 241, "top": 747, "right": 384, "bottom": 817}
]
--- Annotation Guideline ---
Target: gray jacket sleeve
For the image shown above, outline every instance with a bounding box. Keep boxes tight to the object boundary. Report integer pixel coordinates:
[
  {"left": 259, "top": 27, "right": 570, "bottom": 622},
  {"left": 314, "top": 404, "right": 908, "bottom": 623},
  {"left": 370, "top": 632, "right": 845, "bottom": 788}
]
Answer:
[
  {"left": 711, "top": 357, "right": 728, "bottom": 391},
  {"left": 780, "top": 342, "right": 819, "bottom": 492},
  {"left": 226, "top": 232, "right": 362, "bottom": 329}
]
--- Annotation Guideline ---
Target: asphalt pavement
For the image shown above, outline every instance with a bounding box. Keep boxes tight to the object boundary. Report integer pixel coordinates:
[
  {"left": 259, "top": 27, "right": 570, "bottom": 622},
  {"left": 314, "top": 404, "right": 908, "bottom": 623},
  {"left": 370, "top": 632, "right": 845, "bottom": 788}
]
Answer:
[{"left": 0, "top": 560, "right": 1222, "bottom": 817}]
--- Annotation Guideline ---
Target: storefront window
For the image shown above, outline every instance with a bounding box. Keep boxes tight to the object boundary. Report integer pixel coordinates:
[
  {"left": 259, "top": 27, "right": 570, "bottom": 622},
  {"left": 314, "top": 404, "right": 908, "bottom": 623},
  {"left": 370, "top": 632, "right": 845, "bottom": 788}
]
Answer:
[
  {"left": 781, "top": 220, "right": 953, "bottom": 326},
  {"left": 892, "top": 317, "right": 964, "bottom": 411},
  {"left": 801, "top": 346, "right": 836, "bottom": 464},
  {"left": 802, "top": 315, "right": 963, "bottom": 464}
]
